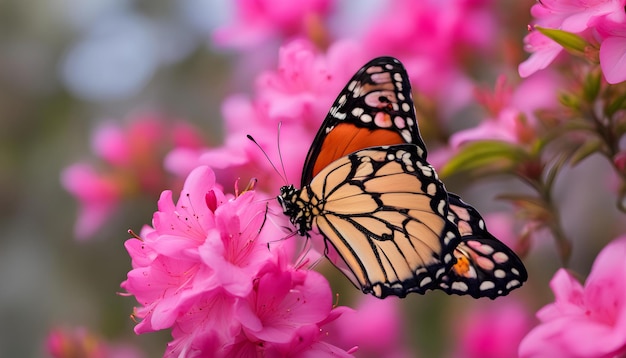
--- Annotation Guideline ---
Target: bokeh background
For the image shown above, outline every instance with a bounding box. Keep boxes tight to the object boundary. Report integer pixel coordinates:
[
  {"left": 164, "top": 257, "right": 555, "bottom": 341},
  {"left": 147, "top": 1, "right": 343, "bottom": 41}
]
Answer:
[{"left": 2, "top": 0, "right": 624, "bottom": 357}]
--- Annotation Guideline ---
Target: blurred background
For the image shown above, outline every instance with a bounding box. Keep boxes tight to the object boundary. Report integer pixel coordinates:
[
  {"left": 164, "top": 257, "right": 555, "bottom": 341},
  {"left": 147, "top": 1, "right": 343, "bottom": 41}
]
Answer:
[
  {"left": 1, "top": 2, "right": 233, "bottom": 356},
  {"left": 1, "top": 0, "right": 624, "bottom": 357}
]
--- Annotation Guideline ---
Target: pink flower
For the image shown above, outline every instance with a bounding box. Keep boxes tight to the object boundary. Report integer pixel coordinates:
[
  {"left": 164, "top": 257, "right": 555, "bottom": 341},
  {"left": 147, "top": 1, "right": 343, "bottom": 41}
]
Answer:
[
  {"left": 213, "top": 0, "right": 334, "bottom": 49},
  {"left": 358, "top": 0, "right": 498, "bottom": 113},
  {"left": 122, "top": 165, "right": 353, "bottom": 356},
  {"left": 519, "top": 235, "right": 626, "bottom": 358},
  {"left": 60, "top": 163, "right": 122, "bottom": 240},
  {"left": 62, "top": 112, "right": 205, "bottom": 240},
  {"left": 451, "top": 299, "right": 532, "bottom": 358},
  {"left": 596, "top": 19, "right": 626, "bottom": 83},
  {"left": 518, "top": 29, "right": 565, "bottom": 78},
  {"left": 325, "top": 295, "right": 414, "bottom": 358},
  {"left": 122, "top": 166, "right": 267, "bottom": 333},
  {"left": 231, "top": 265, "right": 354, "bottom": 356},
  {"left": 519, "top": 0, "right": 626, "bottom": 83},
  {"left": 46, "top": 326, "right": 144, "bottom": 358},
  {"left": 165, "top": 39, "right": 366, "bottom": 193},
  {"left": 450, "top": 71, "right": 563, "bottom": 147}
]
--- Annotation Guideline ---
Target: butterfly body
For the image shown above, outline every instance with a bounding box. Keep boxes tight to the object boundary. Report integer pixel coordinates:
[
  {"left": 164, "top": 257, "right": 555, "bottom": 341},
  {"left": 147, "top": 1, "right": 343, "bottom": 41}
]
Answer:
[{"left": 277, "top": 57, "right": 527, "bottom": 299}]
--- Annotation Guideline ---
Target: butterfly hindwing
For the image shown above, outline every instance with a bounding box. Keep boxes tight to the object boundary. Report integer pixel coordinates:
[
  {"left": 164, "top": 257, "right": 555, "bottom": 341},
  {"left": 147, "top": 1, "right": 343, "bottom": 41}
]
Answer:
[{"left": 441, "top": 194, "right": 528, "bottom": 298}]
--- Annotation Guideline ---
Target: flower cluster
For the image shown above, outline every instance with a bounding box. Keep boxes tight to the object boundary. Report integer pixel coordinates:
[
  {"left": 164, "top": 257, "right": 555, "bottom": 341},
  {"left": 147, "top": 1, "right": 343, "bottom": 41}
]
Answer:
[
  {"left": 519, "top": 236, "right": 626, "bottom": 358},
  {"left": 452, "top": 299, "right": 532, "bottom": 358},
  {"left": 165, "top": 40, "right": 365, "bottom": 193},
  {"left": 520, "top": 0, "right": 626, "bottom": 83},
  {"left": 61, "top": 112, "right": 205, "bottom": 240},
  {"left": 121, "top": 166, "right": 354, "bottom": 357}
]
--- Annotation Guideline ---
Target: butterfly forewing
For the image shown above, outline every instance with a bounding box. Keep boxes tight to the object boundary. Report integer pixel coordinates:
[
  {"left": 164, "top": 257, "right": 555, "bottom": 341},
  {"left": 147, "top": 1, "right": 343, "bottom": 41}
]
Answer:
[
  {"left": 301, "top": 57, "right": 427, "bottom": 186},
  {"left": 303, "top": 145, "right": 458, "bottom": 298}
]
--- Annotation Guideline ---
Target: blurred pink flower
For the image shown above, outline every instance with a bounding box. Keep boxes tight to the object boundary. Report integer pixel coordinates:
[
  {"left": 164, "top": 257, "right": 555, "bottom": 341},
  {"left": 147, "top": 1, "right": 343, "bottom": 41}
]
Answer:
[
  {"left": 596, "top": 19, "right": 626, "bottom": 83},
  {"left": 520, "top": 0, "right": 626, "bottom": 83},
  {"left": 61, "top": 112, "right": 205, "bottom": 240},
  {"left": 46, "top": 326, "right": 144, "bottom": 358},
  {"left": 519, "top": 235, "right": 626, "bottom": 358},
  {"left": 165, "top": 39, "right": 366, "bottom": 193},
  {"left": 326, "top": 295, "right": 414, "bottom": 358},
  {"left": 450, "top": 71, "right": 563, "bottom": 148},
  {"left": 213, "top": 0, "right": 334, "bottom": 49},
  {"left": 61, "top": 163, "right": 122, "bottom": 241},
  {"left": 451, "top": 299, "right": 532, "bottom": 358},
  {"left": 122, "top": 165, "right": 354, "bottom": 356},
  {"left": 359, "top": 0, "right": 498, "bottom": 113},
  {"left": 518, "top": 29, "right": 565, "bottom": 78}
]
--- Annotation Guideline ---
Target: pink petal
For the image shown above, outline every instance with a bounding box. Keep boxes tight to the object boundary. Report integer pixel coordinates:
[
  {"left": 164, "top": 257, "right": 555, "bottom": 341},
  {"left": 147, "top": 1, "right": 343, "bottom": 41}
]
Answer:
[
  {"left": 518, "top": 318, "right": 580, "bottom": 358},
  {"left": 519, "top": 31, "right": 563, "bottom": 78},
  {"left": 600, "top": 36, "right": 626, "bottom": 84},
  {"left": 536, "top": 269, "right": 585, "bottom": 321},
  {"left": 91, "top": 121, "right": 130, "bottom": 166},
  {"left": 60, "top": 163, "right": 122, "bottom": 240}
]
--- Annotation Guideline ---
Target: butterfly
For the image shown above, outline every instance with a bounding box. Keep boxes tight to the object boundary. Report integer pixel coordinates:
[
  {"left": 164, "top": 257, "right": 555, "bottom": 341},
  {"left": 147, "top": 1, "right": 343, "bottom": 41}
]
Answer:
[{"left": 278, "top": 57, "right": 527, "bottom": 299}]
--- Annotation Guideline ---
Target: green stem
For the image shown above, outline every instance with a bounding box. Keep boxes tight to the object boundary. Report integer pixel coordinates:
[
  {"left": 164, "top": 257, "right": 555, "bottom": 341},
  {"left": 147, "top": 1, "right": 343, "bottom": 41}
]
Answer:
[{"left": 583, "top": 96, "right": 626, "bottom": 212}]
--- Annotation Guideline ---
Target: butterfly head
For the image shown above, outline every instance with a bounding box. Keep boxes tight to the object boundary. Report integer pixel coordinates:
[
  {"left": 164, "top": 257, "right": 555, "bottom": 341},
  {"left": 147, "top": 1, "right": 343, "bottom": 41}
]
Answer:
[
  {"left": 277, "top": 185, "right": 297, "bottom": 214},
  {"left": 277, "top": 185, "right": 312, "bottom": 236}
]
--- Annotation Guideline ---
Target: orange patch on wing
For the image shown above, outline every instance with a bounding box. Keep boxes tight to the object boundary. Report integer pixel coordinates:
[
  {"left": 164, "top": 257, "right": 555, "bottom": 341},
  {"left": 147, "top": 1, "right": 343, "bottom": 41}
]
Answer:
[
  {"left": 312, "top": 123, "right": 404, "bottom": 178},
  {"left": 452, "top": 251, "right": 471, "bottom": 277}
]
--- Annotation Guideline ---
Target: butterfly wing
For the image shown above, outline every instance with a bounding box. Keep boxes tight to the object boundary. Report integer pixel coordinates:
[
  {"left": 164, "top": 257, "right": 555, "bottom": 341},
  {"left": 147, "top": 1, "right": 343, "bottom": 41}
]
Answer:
[
  {"left": 303, "top": 144, "right": 459, "bottom": 298},
  {"left": 282, "top": 56, "right": 528, "bottom": 299},
  {"left": 440, "top": 194, "right": 529, "bottom": 298},
  {"left": 301, "top": 56, "right": 427, "bottom": 186}
]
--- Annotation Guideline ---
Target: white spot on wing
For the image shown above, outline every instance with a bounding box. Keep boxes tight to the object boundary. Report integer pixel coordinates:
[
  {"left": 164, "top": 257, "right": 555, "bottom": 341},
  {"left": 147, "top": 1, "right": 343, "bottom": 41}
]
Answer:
[
  {"left": 493, "top": 252, "right": 509, "bottom": 263},
  {"left": 452, "top": 281, "right": 469, "bottom": 292},
  {"left": 506, "top": 280, "right": 520, "bottom": 289},
  {"left": 352, "top": 107, "right": 364, "bottom": 117},
  {"left": 437, "top": 200, "right": 446, "bottom": 216}
]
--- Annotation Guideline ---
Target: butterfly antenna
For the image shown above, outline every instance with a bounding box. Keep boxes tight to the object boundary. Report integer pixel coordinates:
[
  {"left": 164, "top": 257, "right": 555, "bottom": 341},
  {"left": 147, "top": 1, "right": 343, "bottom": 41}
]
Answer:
[
  {"left": 276, "top": 122, "right": 289, "bottom": 185},
  {"left": 247, "top": 134, "right": 287, "bottom": 183}
]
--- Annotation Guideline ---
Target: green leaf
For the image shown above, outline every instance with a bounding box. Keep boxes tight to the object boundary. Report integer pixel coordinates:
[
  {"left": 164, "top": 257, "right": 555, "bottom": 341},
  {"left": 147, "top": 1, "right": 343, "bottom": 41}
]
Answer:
[
  {"left": 558, "top": 91, "right": 580, "bottom": 110},
  {"left": 535, "top": 26, "right": 589, "bottom": 55},
  {"left": 440, "top": 141, "right": 527, "bottom": 178},
  {"left": 583, "top": 69, "right": 602, "bottom": 102}
]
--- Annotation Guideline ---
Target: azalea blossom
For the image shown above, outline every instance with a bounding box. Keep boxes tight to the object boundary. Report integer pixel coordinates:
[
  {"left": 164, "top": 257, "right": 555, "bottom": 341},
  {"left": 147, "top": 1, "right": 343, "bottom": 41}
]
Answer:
[
  {"left": 121, "top": 166, "right": 354, "bottom": 356},
  {"left": 451, "top": 299, "right": 532, "bottom": 358},
  {"left": 450, "top": 71, "right": 563, "bottom": 148},
  {"left": 61, "top": 112, "right": 205, "bottom": 240},
  {"left": 212, "top": 0, "right": 335, "bottom": 49},
  {"left": 325, "top": 295, "right": 415, "bottom": 358},
  {"left": 519, "top": 235, "right": 626, "bottom": 358},
  {"left": 165, "top": 39, "right": 366, "bottom": 192},
  {"left": 358, "top": 0, "right": 499, "bottom": 113},
  {"left": 519, "top": 0, "right": 626, "bottom": 83}
]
